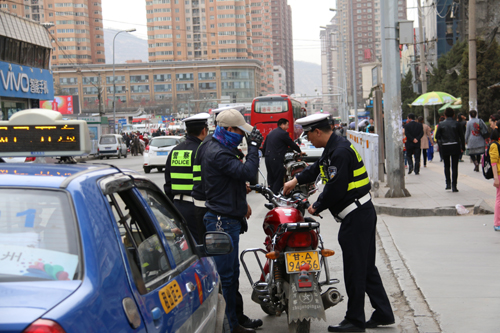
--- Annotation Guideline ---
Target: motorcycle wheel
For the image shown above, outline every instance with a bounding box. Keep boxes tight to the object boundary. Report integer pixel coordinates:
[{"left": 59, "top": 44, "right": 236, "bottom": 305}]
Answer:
[
  {"left": 260, "top": 303, "right": 275, "bottom": 316},
  {"left": 288, "top": 319, "right": 310, "bottom": 333}
]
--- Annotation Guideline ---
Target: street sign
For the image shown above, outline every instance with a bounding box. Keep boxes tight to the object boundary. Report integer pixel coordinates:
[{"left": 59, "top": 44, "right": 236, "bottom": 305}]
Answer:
[{"left": 117, "top": 118, "right": 127, "bottom": 125}]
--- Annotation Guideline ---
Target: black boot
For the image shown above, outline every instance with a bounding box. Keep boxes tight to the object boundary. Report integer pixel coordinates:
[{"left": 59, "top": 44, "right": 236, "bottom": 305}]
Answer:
[
  {"left": 445, "top": 182, "right": 451, "bottom": 190},
  {"left": 474, "top": 160, "right": 479, "bottom": 172},
  {"left": 452, "top": 184, "right": 459, "bottom": 192}
]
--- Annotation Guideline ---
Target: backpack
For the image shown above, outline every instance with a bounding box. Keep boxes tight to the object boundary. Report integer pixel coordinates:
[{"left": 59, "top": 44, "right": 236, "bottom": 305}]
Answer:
[
  {"left": 479, "top": 119, "right": 489, "bottom": 139},
  {"left": 482, "top": 142, "right": 500, "bottom": 179}
]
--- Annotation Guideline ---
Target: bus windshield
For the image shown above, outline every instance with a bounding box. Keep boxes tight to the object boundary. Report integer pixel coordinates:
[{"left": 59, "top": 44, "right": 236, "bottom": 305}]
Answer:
[{"left": 253, "top": 100, "right": 288, "bottom": 113}]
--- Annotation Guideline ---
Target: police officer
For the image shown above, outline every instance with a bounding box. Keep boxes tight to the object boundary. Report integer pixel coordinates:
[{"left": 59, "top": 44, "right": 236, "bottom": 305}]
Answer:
[
  {"left": 262, "top": 118, "right": 302, "bottom": 194},
  {"left": 283, "top": 114, "right": 394, "bottom": 333},
  {"left": 164, "top": 113, "right": 210, "bottom": 242},
  {"left": 202, "top": 109, "right": 263, "bottom": 333}
]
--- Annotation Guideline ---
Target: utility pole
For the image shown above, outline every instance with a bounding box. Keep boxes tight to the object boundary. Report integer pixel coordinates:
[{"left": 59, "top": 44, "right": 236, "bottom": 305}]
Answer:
[
  {"left": 417, "top": 0, "right": 429, "bottom": 122},
  {"left": 349, "top": 0, "right": 359, "bottom": 130},
  {"left": 381, "top": 0, "right": 410, "bottom": 197},
  {"left": 469, "top": 0, "right": 477, "bottom": 111}
]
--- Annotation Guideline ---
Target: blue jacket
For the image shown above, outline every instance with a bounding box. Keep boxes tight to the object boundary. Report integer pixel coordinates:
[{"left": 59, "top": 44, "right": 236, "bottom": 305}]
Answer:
[{"left": 202, "top": 137, "right": 259, "bottom": 218}]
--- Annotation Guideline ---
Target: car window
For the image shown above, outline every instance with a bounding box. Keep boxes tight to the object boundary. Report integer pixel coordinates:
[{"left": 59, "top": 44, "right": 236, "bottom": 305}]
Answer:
[
  {"left": 150, "top": 137, "right": 181, "bottom": 147},
  {"left": 137, "top": 187, "right": 194, "bottom": 268},
  {"left": 100, "top": 136, "right": 117, "bottom": 144},
  {"left": 107, "top": 189, "right": 172, "bottom": 294},
  {"left": 0, "top": 189, "right": 80, "bottom": 282}
]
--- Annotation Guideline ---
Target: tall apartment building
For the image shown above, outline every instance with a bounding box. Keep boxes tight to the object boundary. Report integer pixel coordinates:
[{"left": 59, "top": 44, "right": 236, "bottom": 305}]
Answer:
[
  {"left": 335, "top": 0, "right": 406, "bottom": 107},
  {"left": 271, "top": 0, "right": 294, "bottom": 95},
  {"left": 145, "top": 0, "right": 293, "bottom": 97},
  {"left": 320, "top": 17, "right": 340, "bottom": 115},
  {"left": 0, "top": 0, "right": 105, "bottom": 66}
]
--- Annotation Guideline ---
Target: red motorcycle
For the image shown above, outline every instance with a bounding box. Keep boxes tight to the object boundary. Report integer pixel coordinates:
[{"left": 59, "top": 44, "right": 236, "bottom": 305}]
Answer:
[{"left": 241, "top": 184, "right": 343, "bottom": 333}]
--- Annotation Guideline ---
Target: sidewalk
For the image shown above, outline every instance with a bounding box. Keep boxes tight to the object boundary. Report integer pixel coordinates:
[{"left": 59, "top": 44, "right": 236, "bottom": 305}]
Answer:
[{"left": 372, "top": 157, "right": 495, "bottom": 216}]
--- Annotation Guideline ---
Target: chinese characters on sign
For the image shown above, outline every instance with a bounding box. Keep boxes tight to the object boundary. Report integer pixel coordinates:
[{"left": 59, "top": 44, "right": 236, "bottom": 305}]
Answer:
[{"left": 29, "top": 79, "right": 50, "bottom": 95}]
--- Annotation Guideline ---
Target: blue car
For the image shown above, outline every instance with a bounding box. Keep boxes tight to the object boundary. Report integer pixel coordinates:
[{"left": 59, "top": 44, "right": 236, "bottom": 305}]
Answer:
[{"left": 0, "top": 162, "right": 231, "bottom": 333}]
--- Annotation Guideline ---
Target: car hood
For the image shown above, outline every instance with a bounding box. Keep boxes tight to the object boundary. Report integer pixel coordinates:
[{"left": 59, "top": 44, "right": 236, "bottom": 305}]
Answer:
[{"left": 0, "top": 280, "right": 81, "bottom": 331}]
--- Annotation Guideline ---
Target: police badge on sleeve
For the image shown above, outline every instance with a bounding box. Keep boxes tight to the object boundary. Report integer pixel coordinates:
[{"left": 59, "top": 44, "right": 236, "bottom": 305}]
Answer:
[{"left": 327, "top": 166, "right": 337, "bottom": 180}]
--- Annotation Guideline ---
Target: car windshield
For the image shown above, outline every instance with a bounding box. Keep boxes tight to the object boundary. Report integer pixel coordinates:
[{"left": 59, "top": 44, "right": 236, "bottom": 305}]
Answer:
[
  {"left": 150, "top": 137, "right": 180, "bottom": 147},
  {"left": 100, "top": 136, "right": 117, "bottom": 144},
  {"left": 0, "top": 189, "right": 81, "bottom": 282}
]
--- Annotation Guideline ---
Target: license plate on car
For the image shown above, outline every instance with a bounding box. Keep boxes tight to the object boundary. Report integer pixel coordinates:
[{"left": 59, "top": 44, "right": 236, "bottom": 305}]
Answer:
[
  {"left": 309, "top": 145, "right": 315, "bottom": 149},
  {"left": 105, "top": 147, "right": 111, "bottom": 149},
  {"left": 285, "top": 250, "right": 320, "bottom": 273},
  {"left": 157, "top": 151, "right": 169, "bottom": 156}
]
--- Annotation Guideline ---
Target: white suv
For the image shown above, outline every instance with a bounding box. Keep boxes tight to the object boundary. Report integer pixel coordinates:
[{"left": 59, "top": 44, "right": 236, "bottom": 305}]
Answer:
[
  {"left": 98, "top": 134, "right": 128, "bottom": 159},
  {"left": 143, "top": 135, "right": 185, "bottom": 173}
]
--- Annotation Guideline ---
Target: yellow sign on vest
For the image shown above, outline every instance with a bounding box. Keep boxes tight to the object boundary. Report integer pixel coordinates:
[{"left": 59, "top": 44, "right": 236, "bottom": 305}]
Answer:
[{"left": 171, "top": 150, "right": 192, "bottom": 167}]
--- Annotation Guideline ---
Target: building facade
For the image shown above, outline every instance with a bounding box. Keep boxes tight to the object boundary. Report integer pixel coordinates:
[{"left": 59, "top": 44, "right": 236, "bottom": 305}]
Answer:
[
  {"left": 271, "top": 0, "right": 294, "bottom": 95},
  {"left": 52, "top": 59, "right": 261, "bottom": 116},
  {"left": 0, "top": 11, "right": 54, "bottom": 120},
  {"left": 145, "top": 0, "right": 294, "bottom": 96},
  {"left": 335, "top": 0, "right": 407, "bottom": 108},
  {"left": 272, "top": 65, "right": 286, "bottom": 94},
  {"left": 0, "top": 0, "right": 105, "bottom": 66}
]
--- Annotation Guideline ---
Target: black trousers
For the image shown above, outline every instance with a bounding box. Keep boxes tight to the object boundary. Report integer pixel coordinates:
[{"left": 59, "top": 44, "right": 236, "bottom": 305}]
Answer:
[
  {"left": 406, "top": 147, "right": 421, "bottom": 173},
  {"left": 338, "top": 202, "right": 394, "bottom": 328},
  {"left": 194, "top": 205, "right": 247, "bottom": 324},
  {"left": 422, "top": 149, "right": 427, "bottom": 166},
  {"left": 265, "top": 158, "right": 285, "bottom": 194},
  {"left": 174, "top": 200, "right": 199, "bottom": 242},
  {"left": 442, "top": 154, "right": 460, "bottom": 186}
]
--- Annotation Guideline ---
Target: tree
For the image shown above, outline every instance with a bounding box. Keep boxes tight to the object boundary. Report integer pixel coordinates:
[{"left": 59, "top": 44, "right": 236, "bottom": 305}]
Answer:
[{"left": 401, "top": 69, "right": 419, "bottom": 119}]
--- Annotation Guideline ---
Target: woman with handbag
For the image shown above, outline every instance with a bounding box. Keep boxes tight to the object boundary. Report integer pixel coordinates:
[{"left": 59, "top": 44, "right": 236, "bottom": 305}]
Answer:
[{"left": 465, "top": 110, "right": 486, "bottom": 172}]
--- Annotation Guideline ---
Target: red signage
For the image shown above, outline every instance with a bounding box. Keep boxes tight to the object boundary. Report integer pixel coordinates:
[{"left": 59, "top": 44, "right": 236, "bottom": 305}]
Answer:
[{"left": 40, "top": 95, "right": 78, "bottom": 114}]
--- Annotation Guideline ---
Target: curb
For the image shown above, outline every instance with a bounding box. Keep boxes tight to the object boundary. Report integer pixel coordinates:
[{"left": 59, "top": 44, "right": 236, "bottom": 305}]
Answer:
[
  {"left": 473, "top": 199, "right": 494, "bottom": 215},
  {"left": 373, "top": 204, "right": 457, "bottom": 217},
  {"left": 377, "top": 218, "right": 442, "bottom": 333}
]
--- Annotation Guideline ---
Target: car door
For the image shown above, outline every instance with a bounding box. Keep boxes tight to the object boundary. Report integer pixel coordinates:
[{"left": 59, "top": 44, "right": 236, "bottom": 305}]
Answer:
[
  {"left": 101, "top": 175, "right": 217, "bottom": 333},
  {"left": 134, "top": 178, "right": 219, "bottom": 333}
]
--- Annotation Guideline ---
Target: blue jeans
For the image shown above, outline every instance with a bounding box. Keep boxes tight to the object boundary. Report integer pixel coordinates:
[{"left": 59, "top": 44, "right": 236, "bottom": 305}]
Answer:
[{"left": 204, "top": 212, "right": 241, "bottom": 330}]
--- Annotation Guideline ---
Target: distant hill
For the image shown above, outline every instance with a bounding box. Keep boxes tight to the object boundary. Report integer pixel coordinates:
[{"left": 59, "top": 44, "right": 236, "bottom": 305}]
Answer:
[
  {"left": 294, "top": 61, "right": 321, "bottom": 96},
  {"left": 104, "top": 29, "right": 148, "bottom": 64}
]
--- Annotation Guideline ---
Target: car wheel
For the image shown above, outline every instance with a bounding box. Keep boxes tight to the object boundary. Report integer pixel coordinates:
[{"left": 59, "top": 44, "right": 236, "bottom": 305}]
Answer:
[
  {"left": 144, "top": 166, "right": 151, "bottom": 174},
  {"left": 157, "top": 167, "right": 163, "bottom": 172},
  {"left": 124, "top": 151, "right": 128, "bottom": 158},
  {"left": 117, "top": 151, "right": 121, "bottom": 159},
  {"left": 106, "top": 156, "right": 110, "bottom": 160},
  {"left": 99, "top": 156, "right": 104, "bottom": 160}
]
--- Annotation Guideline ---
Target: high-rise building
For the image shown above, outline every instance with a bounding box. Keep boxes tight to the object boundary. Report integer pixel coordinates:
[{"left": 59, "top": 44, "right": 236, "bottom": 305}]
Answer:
[
  {"left": 145, "top": 0, "right": 294, "bottom": 97},
  {"left": 334, "top": 0, "right": 407, "bottom": 108},
  {"left": 0, "top": 0, "right": 105, "bottom": 66},
  {"left": 271, "top": 0, "right": 294, "bottom": 95}
]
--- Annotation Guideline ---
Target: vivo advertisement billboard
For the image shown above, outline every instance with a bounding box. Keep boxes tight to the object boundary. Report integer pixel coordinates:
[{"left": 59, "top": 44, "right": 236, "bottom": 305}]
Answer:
[
  {"left": 40, "top": 95, "right": 80, "bottom": 115},
  {"left": 0, "top": 60, "right": 54, "bottom": 100}
]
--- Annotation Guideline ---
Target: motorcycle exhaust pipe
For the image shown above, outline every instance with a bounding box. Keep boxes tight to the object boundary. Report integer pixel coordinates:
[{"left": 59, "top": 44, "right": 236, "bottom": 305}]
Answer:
[{"left": 322, "top": 287, "right": 343, "bottom": 310}]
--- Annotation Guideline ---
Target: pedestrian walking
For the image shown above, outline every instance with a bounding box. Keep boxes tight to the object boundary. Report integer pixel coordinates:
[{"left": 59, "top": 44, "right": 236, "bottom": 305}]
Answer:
[
  {"left": 201, "top": 109, "right": 263, "bottom": 333},
  {"left": 489, "top": 127, "right": 500, "bottom": 231},
  {"left": 418, "top": 116, "right": 432, "bottom": 167},
  {"left": 404, "top": 113, "right": 423, "bottom": 175},
  {"left": 465, "top": 110, "right": 486, "bottom": 172},
  {"left": 434, "top": 116, "right": 446, "bottom": 162},
  {"left": 435, "top": 107, "right": 465, "bottom": 192},
  {"left": 164, "top": 113, "right": 210, "bottom": 242},
  {"left": 262, "top": 118, "right": 302, "bottom": 194},
  {"left": 283, "top": 114, "right": 394, "bottom": 333}
]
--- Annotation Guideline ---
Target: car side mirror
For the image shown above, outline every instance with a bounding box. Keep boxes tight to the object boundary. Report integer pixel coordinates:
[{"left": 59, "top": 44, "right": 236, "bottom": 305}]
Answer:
[{"left": 196, "top": 231, "right": 233, "bottom": 257}]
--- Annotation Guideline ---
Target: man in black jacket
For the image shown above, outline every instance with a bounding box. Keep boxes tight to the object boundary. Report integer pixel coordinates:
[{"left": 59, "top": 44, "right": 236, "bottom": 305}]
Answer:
[
  {"left": 404, "top": 113, "right": 424, "bottom": 175},
  {"left": 202, "top": 109, "right": 263, "bottom": 333},
  {"left": 435, "top": 107, "right": 465, "bottom": 192},
  {"left": 262, "top": 118, "right": 302, "bottom": 193}
]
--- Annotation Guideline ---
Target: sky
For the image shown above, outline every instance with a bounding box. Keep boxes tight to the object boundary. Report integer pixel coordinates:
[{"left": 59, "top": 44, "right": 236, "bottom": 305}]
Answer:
[{"left": 101, "top": 0, "right": 420, "bottom": 66}]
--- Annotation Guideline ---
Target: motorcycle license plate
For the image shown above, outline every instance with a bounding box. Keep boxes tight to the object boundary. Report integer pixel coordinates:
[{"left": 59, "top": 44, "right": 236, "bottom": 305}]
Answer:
[{"left": 285, "top": 250, "right": 320, "bottom": 273}]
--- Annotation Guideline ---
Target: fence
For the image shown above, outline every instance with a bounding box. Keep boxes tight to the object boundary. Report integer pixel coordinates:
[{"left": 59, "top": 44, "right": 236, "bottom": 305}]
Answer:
[{"left": 346, "top": 130, "right": 379, "bottom": 183}]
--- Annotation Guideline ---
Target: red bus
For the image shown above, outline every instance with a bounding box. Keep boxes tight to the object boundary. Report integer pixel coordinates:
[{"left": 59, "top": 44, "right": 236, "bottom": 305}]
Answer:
[{"left": 251, "top": 94, "right": 304, "bottom": 142}]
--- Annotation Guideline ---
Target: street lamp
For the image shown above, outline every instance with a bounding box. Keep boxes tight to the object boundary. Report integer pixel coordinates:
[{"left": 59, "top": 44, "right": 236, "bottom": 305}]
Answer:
[
  {"left": 113, "top": 28, "right": 136, "bottom": 133},
  {"left": 330, "top": 7, "right": 358, "bottom": 130}
]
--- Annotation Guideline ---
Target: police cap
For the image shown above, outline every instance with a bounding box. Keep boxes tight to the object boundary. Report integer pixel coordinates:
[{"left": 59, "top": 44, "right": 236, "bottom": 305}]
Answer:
[
  {"left": 182, "top": 112, "right": 210, "bottom": 128},
  {"left": 296, "top": 114, "right": 331, "bottom": 133}
]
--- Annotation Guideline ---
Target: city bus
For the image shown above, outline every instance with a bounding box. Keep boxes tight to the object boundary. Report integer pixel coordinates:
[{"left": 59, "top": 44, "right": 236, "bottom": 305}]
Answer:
[{"left": 251, "top": 94, "right": 303, "bottom": 143}]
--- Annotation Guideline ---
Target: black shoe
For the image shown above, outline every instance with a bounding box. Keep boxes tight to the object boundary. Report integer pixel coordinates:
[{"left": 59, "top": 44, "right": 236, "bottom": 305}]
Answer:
[
  {"left": 452, "top": 187, "right": 459, "bottom": 192},
  {"left": 240, "top": 318, "right": 263, "bottom": 329},
  {"left": 366, "top": 318, "right": 395, "bottom": 328},
  {"left": 408, "top": 168, "right": 413, "bottom": 175},
  {"left": 445, "top": 184, "right": 451, "bottom": 190},
  {"left": 232, "top": 325, "right": 256, "bottom": 333},
  {"left": 415, "top": 171, "right": 419, "bottom": 175},
  {"left": 328, "top": 319, "right": 365, "bottom": 332}
]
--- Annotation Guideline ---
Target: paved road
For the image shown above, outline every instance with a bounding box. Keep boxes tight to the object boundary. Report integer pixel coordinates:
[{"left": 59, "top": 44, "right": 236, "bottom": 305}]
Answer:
[{"left": 92, "top": 154, "right": 419, "bottom": 332}]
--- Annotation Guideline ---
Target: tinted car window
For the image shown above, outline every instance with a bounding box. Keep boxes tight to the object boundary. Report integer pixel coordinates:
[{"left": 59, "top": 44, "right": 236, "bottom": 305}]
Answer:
[
  {"left": 138, "top": 188, "right": 194, "bottom": 267},
  {"left": 0, "top": 189, "right": 80, "bottom": 282},
  {"left": 100, "top": 136, "right": 117, "bottom": 144},
  {"left": 150, "top": 137, "right": 182, "bottom": 147}
]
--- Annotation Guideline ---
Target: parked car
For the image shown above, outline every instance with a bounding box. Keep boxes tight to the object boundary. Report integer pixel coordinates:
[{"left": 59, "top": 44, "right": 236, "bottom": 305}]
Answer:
[
  {"left": 98, "top": 134, "right": 128, "bottom": 159},
  {"left": 143, "top": 135, "right": 185, "bottom": 174},
  {"left": 0, "top": 109, "right": 231, "bottom": 333},
  {"left": 296, "top": 132, "right": 324, "bottom": 162}
]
